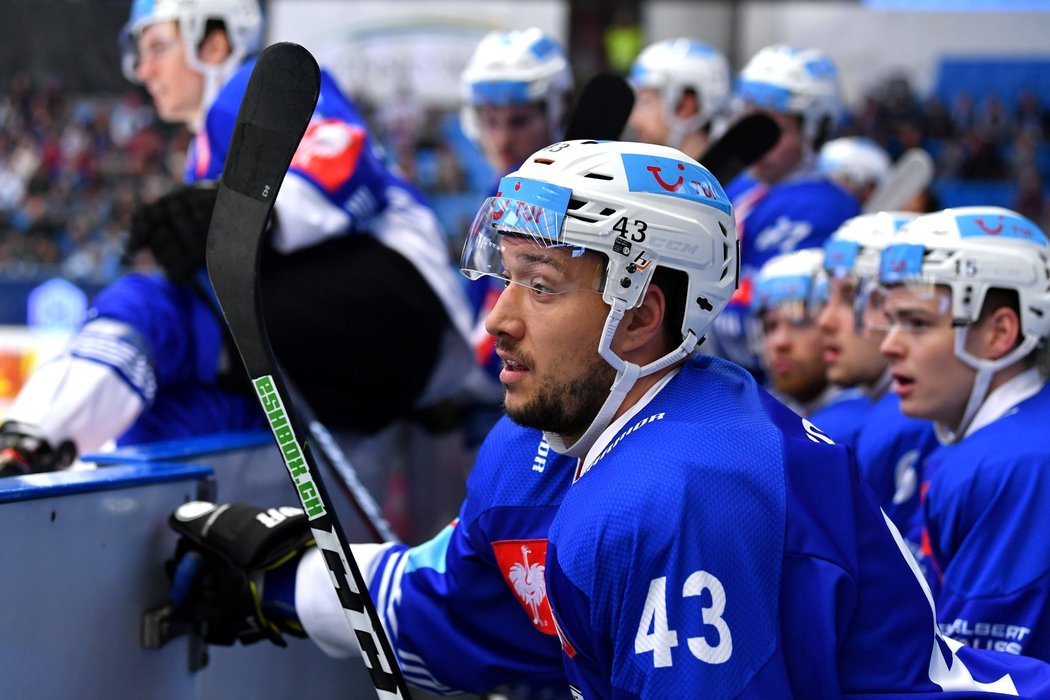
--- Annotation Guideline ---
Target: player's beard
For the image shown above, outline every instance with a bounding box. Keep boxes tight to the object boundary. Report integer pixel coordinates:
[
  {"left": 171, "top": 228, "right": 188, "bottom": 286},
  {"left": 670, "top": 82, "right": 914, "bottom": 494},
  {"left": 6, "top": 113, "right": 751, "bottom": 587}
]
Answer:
[{"left": 504, "top": 351, "right": 616, "bottom": 440}]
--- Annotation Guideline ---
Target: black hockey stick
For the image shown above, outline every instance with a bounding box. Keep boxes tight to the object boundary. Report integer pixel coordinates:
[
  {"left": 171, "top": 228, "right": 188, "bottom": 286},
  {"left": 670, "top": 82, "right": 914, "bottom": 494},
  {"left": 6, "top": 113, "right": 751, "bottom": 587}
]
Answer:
[
  {"left": 699, "top": 113, "right": 781, "bottom": 186},
  {"left": 281, "top": 374, "right": 399, "bottom": 543},
  {"left": 563, "top": 72, "right": 635, "bottom": 141},
  {"left": 205, "top": 43, "right": 411, "bottom": 699}
]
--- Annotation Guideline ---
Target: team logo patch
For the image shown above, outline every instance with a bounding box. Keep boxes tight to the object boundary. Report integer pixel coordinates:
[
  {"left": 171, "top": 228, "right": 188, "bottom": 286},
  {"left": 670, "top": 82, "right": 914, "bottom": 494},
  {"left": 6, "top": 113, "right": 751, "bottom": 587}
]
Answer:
[
  {"left": 492, "top": 539, "right": 556, "bottom": 635},
  {"left": 957, "top": 213, "right": 1049, "bottom": 246},
  {"left": 290, "top": 119, "right": 366, "bottom": 193},
  {"left": 621, "top": 153, "right": 731, "bottom": 215}
]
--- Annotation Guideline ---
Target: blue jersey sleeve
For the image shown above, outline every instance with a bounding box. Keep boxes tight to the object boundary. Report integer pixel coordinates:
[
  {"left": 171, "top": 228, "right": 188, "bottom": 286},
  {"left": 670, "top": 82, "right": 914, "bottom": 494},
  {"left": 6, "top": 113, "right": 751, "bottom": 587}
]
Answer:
[
  {"left": 808, "top": 392, "right": 873, "bottom": 449},
  {"left": 853, "top": 392, "right": 940, "bottom": 552},
  {"left": 90, "top": 273, "right": 224, "bottom": 386},
  {"left": 368, "top": 418, "right": 575, "bottom": 694}
]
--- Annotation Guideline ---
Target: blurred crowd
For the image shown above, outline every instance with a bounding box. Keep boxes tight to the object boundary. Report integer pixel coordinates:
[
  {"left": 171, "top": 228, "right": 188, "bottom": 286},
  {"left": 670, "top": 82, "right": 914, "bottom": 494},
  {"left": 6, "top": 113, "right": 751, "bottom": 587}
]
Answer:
[
  {"left": 1, "top": 64, "right": 1049, "bottom": 286},
  {"left": 0, "top": 73, "right": 187, "bottom": 283}
]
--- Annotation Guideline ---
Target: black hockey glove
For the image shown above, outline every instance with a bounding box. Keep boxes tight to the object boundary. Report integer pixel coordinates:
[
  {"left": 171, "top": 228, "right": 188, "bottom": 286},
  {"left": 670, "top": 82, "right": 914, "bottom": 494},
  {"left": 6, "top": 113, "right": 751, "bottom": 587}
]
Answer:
[
  {"left": 127, "top": 183, "right": 218, "bottom": 284},
  {"left": 0, "top": 421, "right": 76, "bottom": 476},
  {"left": 167, "top": 501, "right": 315, "bottom": 647}
]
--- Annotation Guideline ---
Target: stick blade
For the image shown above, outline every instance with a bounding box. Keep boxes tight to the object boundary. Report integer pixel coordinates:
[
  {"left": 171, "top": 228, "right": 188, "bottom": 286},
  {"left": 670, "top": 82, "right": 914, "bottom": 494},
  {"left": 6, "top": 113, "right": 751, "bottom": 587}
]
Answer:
[
  {"left": 206, "top": 42, "right": 321, "bottom": 375},
  {"left": 220, "top": 42, "right": 321, "bottom": 202},
  {"left": 563, "top": 73, "right": 634, "bottom": 141},
  {"left": 700, "top": 113, "right": 781, "bottom": 186},
  {"left": 863, "top": 147, "right": 935, "bottom": 213}
]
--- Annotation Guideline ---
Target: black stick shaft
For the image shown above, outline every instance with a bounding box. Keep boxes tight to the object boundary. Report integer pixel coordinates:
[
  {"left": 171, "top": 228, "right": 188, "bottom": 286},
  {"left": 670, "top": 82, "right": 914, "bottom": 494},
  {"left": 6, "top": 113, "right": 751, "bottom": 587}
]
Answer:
[{"left": 205, "top": 43, "right": 411, "bottom": 699}]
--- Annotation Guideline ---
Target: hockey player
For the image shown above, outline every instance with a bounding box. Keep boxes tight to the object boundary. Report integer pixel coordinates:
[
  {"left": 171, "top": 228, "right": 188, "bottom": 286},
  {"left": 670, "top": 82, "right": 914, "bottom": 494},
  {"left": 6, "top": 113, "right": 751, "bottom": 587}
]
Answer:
[
  {"left": 752, "top": 247, "right": 845, "bottom": 417},
  {"left": 709, "top": 44, "right": 860, "bottom": 379},
  {"left": 874, "top": 206, "right": 1050, "bottom": 661},
  {"left": 817, "top": 136, "right": 892, "bottom": 208},
  {"left": 459, "top": 27, "right": 576, "bottom": 437},
  {"left": 0, "top": 0, "right": 476, "bottom": 477},
  {"left": 816, "top": 211, "right": 939, "bottom": 543},
  {"left": 165, "top": 142, "right": 1050, "bottom": 697},
  {"left": 460, "top": 27, "right": 574, "bottom": 182},
  {"left": 626, "top": 38, "right": 731, "bottom": 159}
]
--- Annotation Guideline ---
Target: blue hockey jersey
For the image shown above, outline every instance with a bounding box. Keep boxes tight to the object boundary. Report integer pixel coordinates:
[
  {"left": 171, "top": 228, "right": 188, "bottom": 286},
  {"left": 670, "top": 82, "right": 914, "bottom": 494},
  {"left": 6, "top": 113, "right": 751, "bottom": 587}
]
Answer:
[
  {"left": 853, "top": 391, "right": 940, "bottom": 551},
  {"left": 7, "top": 57, "right": 473, "bottom": 454},
  {"left": 90, "top": 273, "right": 264, "bottom": 445},
  {"left": 921, "top": 380, "right": 1050, "bottom": 663},
  {"left": 808, "top": 387, "right": 873, "bottom": 449},
  {"left": 352, "top": 418, "right": 578, "bottom": 693},
  {"left": 543, "top": 356, "right": 1050, "bottom": 698},
  {"left": 710, "top": 173, "right": 859, "bottom": 377}
]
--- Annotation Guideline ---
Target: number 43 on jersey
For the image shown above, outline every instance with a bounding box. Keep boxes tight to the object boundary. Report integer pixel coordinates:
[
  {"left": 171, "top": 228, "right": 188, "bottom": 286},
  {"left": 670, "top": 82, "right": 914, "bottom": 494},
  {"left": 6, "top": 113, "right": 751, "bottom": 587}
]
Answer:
[{"left": 635, "top": 571, "right": 734, "bottom": 668}]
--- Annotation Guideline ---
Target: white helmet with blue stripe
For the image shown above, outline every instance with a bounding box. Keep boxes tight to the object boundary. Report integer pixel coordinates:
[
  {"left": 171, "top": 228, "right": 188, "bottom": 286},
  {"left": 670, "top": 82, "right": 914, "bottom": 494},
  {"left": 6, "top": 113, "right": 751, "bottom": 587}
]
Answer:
[
  {"left": 460, "top": 27, "right": 574, "bottom": 142},
  {"left": 460, "top": 139, "right": 735, "bottom": 454},
  {"left": 753, "top": 247, "right": 827, "bottom": 321},
  {"left": 121, "top": 0, "right": 262, "bottom": 85},
  {"left": 735, "top": 44, "right": 841, "bottom": 147},
  {"left": 824, "top": 211, "right": 917, "bottom": 281},
  {"left": 818, "top": 137, "right": 892, "bottom": 193},
  {"left": 878, "top": 206, "right": 1050, "bottom": 441},
  {"left": 629, "top": 38, "right": 731, "bottom": 144}
]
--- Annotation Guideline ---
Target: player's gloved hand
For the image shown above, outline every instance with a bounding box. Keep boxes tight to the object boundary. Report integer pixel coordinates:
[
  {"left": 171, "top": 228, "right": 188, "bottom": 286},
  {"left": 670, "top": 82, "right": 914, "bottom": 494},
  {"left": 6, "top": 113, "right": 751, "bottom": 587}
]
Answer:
[
  {"left": 167, "top": 501, "right": 315, "bottom": 647},
  {"left": 126, "top": 183, "right": 218, "bottom": 284},
  {"left": 0, "top": 421, "right": 76, "bottom": 476}
]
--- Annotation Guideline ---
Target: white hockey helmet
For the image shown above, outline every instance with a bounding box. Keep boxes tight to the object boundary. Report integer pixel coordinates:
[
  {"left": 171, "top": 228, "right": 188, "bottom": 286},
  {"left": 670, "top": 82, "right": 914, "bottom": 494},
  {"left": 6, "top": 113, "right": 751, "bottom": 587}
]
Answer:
[
  {"left": 825, "top": 211, "right": 917, "bottom": 333},
  {"left": 818, "top": 137, "right": 892, "bottom": 192},
  {"left": 461, "top": 139, "right": 735, "bottom": 455},
  {"left": 753, "top": 247, "right": 827, "bottom": 321},
  {"left": 824, "top": 211, "right": 917, "bottom": 281},
  {"left": 460, "top": 28, "right": 574, "bottom": 143},
  {"left": 121, "top": 0, "right": 263, "bottom": 85},
  {"left": 629, "top": 39, "right": 731, "bottom": 138},
  {"left": 735, "top": 44, "right": 841, "bottom": 146},
  {"left": 877, "top": 206, "right": 1050, "bottom": 441}
]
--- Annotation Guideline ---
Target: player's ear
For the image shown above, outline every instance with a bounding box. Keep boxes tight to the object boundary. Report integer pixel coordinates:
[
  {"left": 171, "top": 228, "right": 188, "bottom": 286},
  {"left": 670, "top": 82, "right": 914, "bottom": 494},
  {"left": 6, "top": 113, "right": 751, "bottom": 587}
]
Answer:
[
  {"left": 618, "top": 282, "right": 666, "bottom": 355},
  {"left": 980, "top": 305, "right": 1023, "bottom": 360},
  {"left": 199, "top": 26, "right": 232, "bottom": 65},
  {"left": 676, "top": 89, "right": 699, "bottom": 120}
]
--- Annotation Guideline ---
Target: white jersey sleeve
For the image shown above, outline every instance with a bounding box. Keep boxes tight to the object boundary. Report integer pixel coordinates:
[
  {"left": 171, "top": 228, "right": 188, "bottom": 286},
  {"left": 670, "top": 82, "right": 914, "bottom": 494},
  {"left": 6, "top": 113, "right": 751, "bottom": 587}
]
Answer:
[{"left": 5, "top": 318, "right": 154, "bottom": 454}]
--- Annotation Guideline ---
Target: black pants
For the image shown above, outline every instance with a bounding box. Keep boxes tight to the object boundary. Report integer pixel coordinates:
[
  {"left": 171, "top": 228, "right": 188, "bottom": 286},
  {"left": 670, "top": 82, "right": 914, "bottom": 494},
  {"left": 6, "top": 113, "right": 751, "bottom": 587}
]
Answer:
[{"left": 261, "top": 234, "right": 449, "bottom": 433}]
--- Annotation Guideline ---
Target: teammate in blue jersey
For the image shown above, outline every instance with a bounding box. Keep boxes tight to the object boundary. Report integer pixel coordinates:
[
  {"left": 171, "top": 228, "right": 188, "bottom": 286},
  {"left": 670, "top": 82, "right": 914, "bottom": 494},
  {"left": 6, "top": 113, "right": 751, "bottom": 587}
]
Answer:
[
  {"left": 626, "top": 38, "right": 731, "bottom": 160},
  {"left": 163, "top": 142, "right": 1050, "bottom": 698},
  {"left": 752, "top": 247, "right": 850, "bottom": 418},
  {"left": 709, "top": 44, "right": 860, "bottom": 379},
  {"left": 872, "top": 206, "right": 1050, "bottom": 662},
  {"left": 817, "top": 211, "right": 940, "bottom": 542},
  {"left": 0, "top": 0, "right": 476, "bottom": 476}
]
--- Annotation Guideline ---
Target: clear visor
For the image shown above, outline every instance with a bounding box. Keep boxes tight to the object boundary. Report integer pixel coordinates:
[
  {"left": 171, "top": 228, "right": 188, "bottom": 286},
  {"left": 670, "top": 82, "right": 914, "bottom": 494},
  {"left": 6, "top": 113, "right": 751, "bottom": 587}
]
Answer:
[
  {"left": 862, "top": 280, "right": 959, "bottom": 335},
  {"left": 460, "top": 195, "right": 603, "bottom": 297}
]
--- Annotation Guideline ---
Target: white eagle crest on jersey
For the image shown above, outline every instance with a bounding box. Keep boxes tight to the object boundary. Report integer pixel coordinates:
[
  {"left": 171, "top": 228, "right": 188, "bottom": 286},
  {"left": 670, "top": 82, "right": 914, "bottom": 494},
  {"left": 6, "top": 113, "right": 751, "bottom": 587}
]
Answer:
[{"left": 509, "top": 545, "right": 548, "bottom": 626}]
